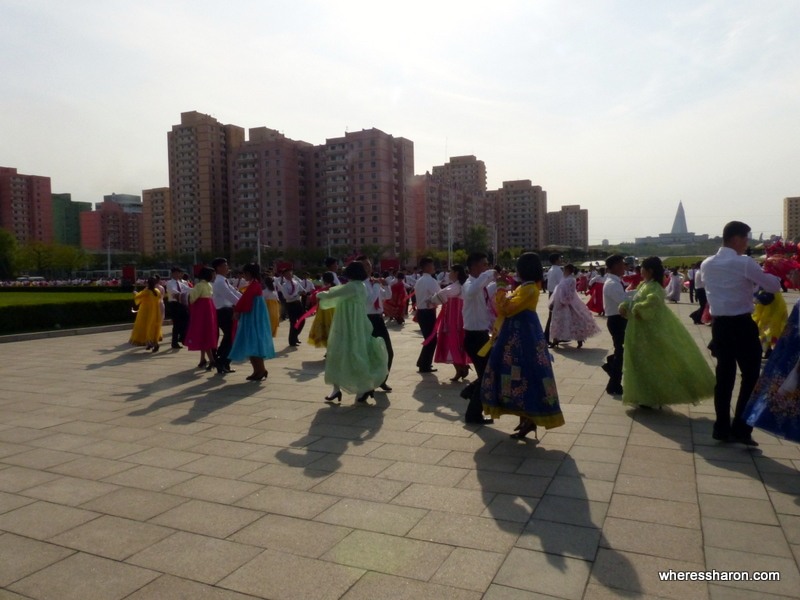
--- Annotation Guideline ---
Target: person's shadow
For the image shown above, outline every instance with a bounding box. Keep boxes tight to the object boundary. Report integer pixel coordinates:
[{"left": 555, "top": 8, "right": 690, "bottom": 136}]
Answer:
[
  {"left": 473, "top": 427, "right": 641, "bottom": 596},
  {"left": 410, "top": 379, "right": 462, "bottom": 422},
  {"left": 276, "top": 397, "right": 387, "bottom": 476}
]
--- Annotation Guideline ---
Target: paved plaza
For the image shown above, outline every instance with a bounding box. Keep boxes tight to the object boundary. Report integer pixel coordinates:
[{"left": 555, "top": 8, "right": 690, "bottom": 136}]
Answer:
[{"left": 0, "top": 297, "right": 799, "bottom": 600}]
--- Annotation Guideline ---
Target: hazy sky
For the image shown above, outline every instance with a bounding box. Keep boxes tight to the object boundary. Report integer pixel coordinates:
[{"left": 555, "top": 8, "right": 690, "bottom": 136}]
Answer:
[{"left": 2, "top": 0, "right": 799, "bottom": 244}]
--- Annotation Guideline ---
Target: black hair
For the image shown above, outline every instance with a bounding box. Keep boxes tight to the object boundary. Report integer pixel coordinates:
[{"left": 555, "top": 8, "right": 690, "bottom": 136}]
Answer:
[
  {"left": 211, "top": 257, "right": 227, "bottom": 269},
  {"left": 242, "top": 263, "right": 262, "bottom": 282},
  {"left": 451, "top": 264, "right": 468, "bottom": 285},
  {"left": 197, "top": 267, "right": 215, "bottom": 282},
  {"left": 355, "top": 254, "right": 368, "bottom": 262},
  {"left": 466, "top": 252, "right": 487, "bottom": 269},
  {"left": 325, "top": 257, "right": 338, "bottom": 268},
  {"left": 605, "top": 254, "right": 625, "bottom": 270},
  {"left": 396, "top": 272, "right": 405, "bottom": 281},
  {"left": 343, "top": 261, "right": 368, "bottom": 281},
  {"left": 263, "top": 276, "right": 275, "bottom": 291},
  {"left": 722, "top": 221, "right": 751, "bottom": 243},
  {"left": 564, "top": 263, "right": 576, "bottom": 275},
  {"left": 419, "top": 256, "right": 434, "bottom": 269},
  {"left": 548, "top": 253, "right": 561, "bottom": 264},
  {"left": 517, "top": 252, "right": 544, "bottom": 283},
  {"left": 146, "top": 276, "right": 158, "bottom": 296},
  {"left": 322, "top": 272, "right": 336, "bottom": 286},
  {"left": 641, "top": 256, "right": 665, "bottom": 286}
]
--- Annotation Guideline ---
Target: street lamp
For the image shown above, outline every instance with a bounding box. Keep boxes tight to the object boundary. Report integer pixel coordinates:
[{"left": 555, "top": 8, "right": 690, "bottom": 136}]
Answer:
[
  {"left": 447, "top": 216, "right": 458, "bottom": 270},
  {"left": 256, "top": 228, "right": 269, "bottom": 267}
]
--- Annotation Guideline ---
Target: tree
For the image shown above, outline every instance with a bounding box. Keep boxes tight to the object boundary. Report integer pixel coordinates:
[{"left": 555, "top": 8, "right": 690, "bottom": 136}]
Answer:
[
  {"left": 463, "top": 226, "right": 490, "bottom": 255},
  {"left": 16, "top": 242, "right": 54, "bottom": 275},
  {"left": 0, "top": 228, "right": 16, "bottom": 279}
]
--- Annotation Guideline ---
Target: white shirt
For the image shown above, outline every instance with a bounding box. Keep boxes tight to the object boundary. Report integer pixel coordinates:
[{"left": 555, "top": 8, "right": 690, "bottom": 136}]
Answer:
[
  {"left": 694, "top": 269, "right": 705, "bottom": 290},
  {"left": 325, "top": 271, "right": 342, "bottom": 286},
  {"left": 414, "top": 273, "right": 441, "bottom": 310},
  {"left": 462, "top": 270, "right": 496, "bottom": 331},
  {"left": 701, "top": 247, "right": 781, "bottom": 316},
  {"left": 212, "top": 273, "right": 241, "bottom": 309},
  {"left": 280, "top": 276, "right": 304, "bottom": 302},
  {"left": 262, "top": 288, "right": 279, "bottom": 302},
  {"left": 166, "top": 278, "right": 190, "bottom": 303},
  {"left": 299, "top": 278, "right": 316, "bottom": 294},
  {"left": 365, "top": 280, "right": 391, "bottom": 315},
  {"left": 432, "top": 280, "right": 462, "bottom": 305},
  {"left": 603, "top": 273, "right": 631, "bottom": 317},
  {"left": 546, "top": 265, "right": 564, "bottom": 293}
]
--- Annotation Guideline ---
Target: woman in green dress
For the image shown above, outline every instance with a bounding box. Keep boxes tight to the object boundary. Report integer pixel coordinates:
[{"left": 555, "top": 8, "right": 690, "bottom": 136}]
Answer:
[
  {"left": 620, "top": 256, "right": 715, "bottom": 408},
  {"left": 317, "top": 261, "right": 388, "bottom": 404}
]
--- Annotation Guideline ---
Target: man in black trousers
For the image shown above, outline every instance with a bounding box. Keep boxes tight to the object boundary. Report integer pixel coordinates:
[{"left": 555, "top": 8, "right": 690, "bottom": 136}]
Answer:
[
  {"left": 601, "top": 255, "right": 629, "bottom": 395},
  {"left": 211, "top": 257, "right": 240, "bottom": 374},
  {"left": 701, "top": 221, "right": 781, "bottom": 446},
  {"left": 414, "top": 257, "right": 440, "bottom": 373},
  {"left": 359, "top": 255, "right": 393, "bottom": 391}
]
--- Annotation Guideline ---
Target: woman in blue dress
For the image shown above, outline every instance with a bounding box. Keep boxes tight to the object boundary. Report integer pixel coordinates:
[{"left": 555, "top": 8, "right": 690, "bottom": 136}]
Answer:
[
  {"left": 744, "top": 298, "right": 800, "bottom": 442},
  {"left": 229, "top": 263, "right": 275, "bottom": 381}
]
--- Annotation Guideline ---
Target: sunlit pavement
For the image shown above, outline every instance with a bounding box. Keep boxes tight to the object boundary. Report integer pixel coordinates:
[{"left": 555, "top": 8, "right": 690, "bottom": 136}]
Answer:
[{"left": 0, "top": 294, "right": 798, "bottom": 600}]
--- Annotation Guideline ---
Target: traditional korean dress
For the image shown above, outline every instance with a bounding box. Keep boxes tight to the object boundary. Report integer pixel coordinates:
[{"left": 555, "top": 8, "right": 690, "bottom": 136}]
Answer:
[
  {"left": 307, "top": 285, "right": 335, "bottom": 348},
  {"left": 185, "top": 279, "right": 218, "bottom": 352},
  {"left": 384, "top": 280, "right": 409, "bottom": 323},
  {"left": 481, "top": 282, "right": 564, "bottom": 428},
  {"left": 431, "top": 281, "right": 470, "bottom": 366},
  {"left": 550, "top": 276, "right": 601, "bottom": 343},
  {"left": 621, "top": 280, "right": 714, "bottom": 407},
  {"left": 744, "top": 299, "right": 800, "bottom": 442},
  {"left": 262, "top": 287, "right": 281, "bottom": 338},
  {"left": 229, "top": 280, "right": 275, "bottom": 361},
  {"left": 318, "top": 281, "right": 388, "bottom": 394},
  {"left": 130, "top": 288, "right": 163, "bottom": 347}
]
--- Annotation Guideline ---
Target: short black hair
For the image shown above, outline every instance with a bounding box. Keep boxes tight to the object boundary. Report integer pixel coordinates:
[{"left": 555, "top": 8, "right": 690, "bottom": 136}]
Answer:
[
  {"left": 355, "top": 254, "right": 368, "bottom": 262},
  {"left": 344, "top": 261, "right": 368, "bottom": 281},
  {"left": 211, "top": 257, "right": 228, "bottom": 269},
  {"left": 722, "top": 221, "right": 751, "bottom": 243},
  {"left": 242, "top": 263, "right": 262, "bottom": 281},
  {"left": 466, "top": 252, "right": 487, "bottom": 269},
  {"left": 325, "top": 257, "right": 338, "bottom": 268},
  {"left": 641, "top": 256, "right": 664, "bottom": 285},
  {"left": 322, "top": 272, "right": 336, "bottom": 285},
  {"left": 564, "top": 263, "right": 576, "bottom": 275},
  {"left": 605, "top": 254, "right": 625, "bottom": 269},
  {"left": 419, "top": 256, "right": 434, "bottom": 269},
  {"left": 451, "top": 264, "right": 468, "bottom": 285},
  {"left": 517, "top": 252, "right": 543, "bottom": 282},
  {"left": 548, "top": 253, "right": 561, "bottom": 264},
  {"left": 197, "top": 267, "right": 215, "bottom": 282}
]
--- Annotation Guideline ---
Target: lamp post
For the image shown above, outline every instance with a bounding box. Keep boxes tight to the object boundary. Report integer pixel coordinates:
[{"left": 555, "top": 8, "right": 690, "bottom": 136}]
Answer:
[
  {"left": 256, "top": 228, "right": 269, "bottom": 268},
  {"left": 447, "top": 216, "right": 458, "bottom": 270}
]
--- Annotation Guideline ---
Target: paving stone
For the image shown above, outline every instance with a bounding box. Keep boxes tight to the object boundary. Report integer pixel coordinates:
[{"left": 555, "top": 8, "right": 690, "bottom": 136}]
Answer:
[
  {"left": 532, "top": 495, "right": 608, "bottom": 528},
  {"left": 74, "top": 439, "right": 150, "bottom": 459},
  {"left": 0, "top": 533, "right": 74, "bottom": 587},
  {"left": 48, "top": 455, "right": 137, "bottom": 480},
  {"left": 165, "top": 475, "right": 263, "bottom": 504},
  {"left": 102, "top": 464, "right": 197, "bottom": 491},
  {"left": 377, "top": 461, "right": 470, "bottom": 486},
  {"left": 125, "top": 574, "right": 263, "bottom": 600},
  {"left": 407, "top": 510, "right": 523, "bottom": 553},
  {"left": 241, "top": 463, "right": 331, "bottom": 490},
  {"left": 696, "top": 474, "right": 769, "bottom": 500},
  {"left": 554, "top": 458, "right": 619, "bottom": 481},
  {"left": 0, "top": 465, "right": 60, "bottom": 492},
  {"left": 482, "top": 584, "right": 561, "bottom": 599},
  {"left": 50, "top": 515, "right": 174, "bottom": 560},
  {"left": 705, "top": 546, "right": 800, "bottom": 597},
  {"left": 124, "top": 447, "right": 205, "bottom": 468},
  {"left": 618, "top": 456, "right": 696, "bottom": 481},
  {"left": 308, "top": 472, "right": 408, "bottom": 503},
  {"left": 19, "top": 475, "right": 119, "bottom": 506},
  {"left": 480, "top": 493, "right": 539, "bottom": 523},
  {"left": 2, "top": 447, "right": 82, "bottom": 469},
  {"left": 9, "top": 551, "right": 159, "bottom": 600},
  {"left": 695, "top": 457, "right": 760, "bottom": 479},
  {"left": 608, "top": 493, "right": 701, "bottom": 529},
  {"left": 457, "top": 469, "right": 550, "bottom": 497},
  {"left": 601, "top": 516, "right": 704, "bottom": 562},
  {"left": 0, "top": 501, "right": 99, "bottom": 539},
  {"left": 707, "top": 584, "right": 791, "bottom": 600},
  {"left": 430, "top": 547, "right": 505, "bottom": 592},
  {"left": 494, "top": 547, "right": 592, "bottom": 600},
  {"left": 391, "top": 482, "right": 493, "bottom": 516},
  {"left": 698, "top": 493, "right": 780, "bottom": 526},
  {"left": 230, "top": 513, "right": 351, "bottom": 557},
  {"left": 80, "top": 487, "right": 188, "bottom": 521},
  {"left": 702, "top": 517, "right": 793, "bottom": 558},
  {"left": 768, "top": 490, "right": 800, "bottom": 516},
  {"left": 219, "top": 548, "right": 365, "bottom": 600},
  {"left": 236, "top": 486, "right": 339, "bottom": 518},
  {"left": 437, "top": 450, "right": 524, "bottom": 473},
  {"left": 150, "top": 499, "right": 262, "bottom": 538},
  {"left": 184, "top": 438, "right": 263, "bottom": 458},
  {"left": 304, "top": 437, "right": 383, "bottom": 456},
  {"left": 307, "top": 453, "right": 395, "bottom": 477},
  {"left": 315, "top": 497, "right": 427, "bottom": 536},
  {"left": 127, "top": 531, "right": 263, "bottom": 585},
  {"left": 545, "top": 475, "right": 615, "bottom": 502},
  {"left": 778, "top": 514, "right": 800, "bottom": 544},
  {"left": 516, "top": 518, "right": 601, "bottom": 560},
  {"left": 615, "top": 473, "right": 698, "bottom": 503},
  {"left": 322, "top": 529, "right": 452, "bottom": 580}
]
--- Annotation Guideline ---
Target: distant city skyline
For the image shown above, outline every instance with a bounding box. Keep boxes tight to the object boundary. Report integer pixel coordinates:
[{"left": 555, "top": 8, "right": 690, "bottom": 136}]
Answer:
[{"left": 2, "top": 1, "right": 798, "bottom": 243}]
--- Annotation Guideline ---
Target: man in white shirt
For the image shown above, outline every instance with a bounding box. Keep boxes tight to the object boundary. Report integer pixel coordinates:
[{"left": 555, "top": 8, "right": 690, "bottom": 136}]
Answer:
[
  {"left": 414, "top": 257, "right": 441, "bottom": 373},
  {"left": 324, "top": 257, "right": 342, "bottom": 286},
  {"left": 701, "top": 221, "right": 782, "bottom": 445},
  {"left": 280, "top": 267, "right": 306, "bottom": 347},
  {"left": 602, "top": 255, "right": 630, "bottom": 395},
  {"left": 211, "top": 257, "right": 241, "bottom": 374},
  {"left": 359, "top": 256, "right": 394, "bottom": 391},
  {"left": 543, "top": 253, "right": 563, "bottom": 344},
  {"left": 689, "top": 261, "right": 707, "bottom": 324},
  {"left": 165, "top": 266, "right": 190, "bottom": 349},
  {"left": 461, "top": 252, "right": 497, "bottom": 425},
  {"left": 687, "top": 264, "right": 697, "bottom": 303}
]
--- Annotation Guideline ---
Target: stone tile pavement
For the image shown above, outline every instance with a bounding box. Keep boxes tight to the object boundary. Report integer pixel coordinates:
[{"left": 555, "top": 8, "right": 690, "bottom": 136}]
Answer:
[{"left": 0, "top": 295, "right": 799, "bottom": 599}]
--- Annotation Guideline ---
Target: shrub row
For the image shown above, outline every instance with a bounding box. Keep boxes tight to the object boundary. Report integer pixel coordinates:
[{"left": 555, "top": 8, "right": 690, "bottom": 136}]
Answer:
[
  {"left": 0, "top": 300, "right": 135, "bottom": 334},
  {"left": 0, "top": 287, "right": 131, "bottom": 294}
]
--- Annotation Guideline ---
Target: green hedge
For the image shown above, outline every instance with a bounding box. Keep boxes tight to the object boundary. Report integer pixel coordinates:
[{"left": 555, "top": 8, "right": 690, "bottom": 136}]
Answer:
[
  {"left": 0, "top": 287, "right": 130, "bottom": 294},
  {"left": 0, "top": 299, "right": 136, "bottom": 334}
]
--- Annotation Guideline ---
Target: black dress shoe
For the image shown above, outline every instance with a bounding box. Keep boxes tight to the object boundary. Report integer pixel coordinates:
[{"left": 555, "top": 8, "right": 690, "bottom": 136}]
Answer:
[
  {"left": 378, "top": 383, "right": 393, "bottom": 392},
  {"left": 712, "top": 430, "right": 730, "bottom": 442},
  {"left": 731, "top": 434, "right": 759, "bottom": 447},
  {"left": 601, "top": 363, "right": 612, "bottom": 375},
  {"left": 605, "top": 385, "right": 623, "bottom": 395},
  {"left": 171, "top": 343, "right": 182, "bottom": 349},
  {"left": 418, "top": 368, "right": 437, "bottom": 373},
  {"left": 465, "top": 418, "right": 494, "bottom": 425}
]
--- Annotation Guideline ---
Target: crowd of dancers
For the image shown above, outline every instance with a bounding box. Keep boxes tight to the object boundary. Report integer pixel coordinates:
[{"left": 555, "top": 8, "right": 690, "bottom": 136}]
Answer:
[{"left": 129, "top": 219, "right": 800, "bottom": 447}]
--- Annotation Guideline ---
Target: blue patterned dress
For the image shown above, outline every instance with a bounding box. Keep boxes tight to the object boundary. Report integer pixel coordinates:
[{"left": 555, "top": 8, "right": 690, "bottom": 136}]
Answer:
[
  {"left": 481, "top": 283, "right": 564, "bottom": 429},
  {"left": 229, "top": 280, "right": 275, "bottom": 361},
  {"left": 744, "top": 300, "right": 800, "bottom": 442}
]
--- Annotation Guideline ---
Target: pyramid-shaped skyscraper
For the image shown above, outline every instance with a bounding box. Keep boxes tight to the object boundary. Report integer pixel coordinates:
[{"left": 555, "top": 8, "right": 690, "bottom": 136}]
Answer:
[{"left": 671, "top": 202, "right": 688, "bottom": 235}]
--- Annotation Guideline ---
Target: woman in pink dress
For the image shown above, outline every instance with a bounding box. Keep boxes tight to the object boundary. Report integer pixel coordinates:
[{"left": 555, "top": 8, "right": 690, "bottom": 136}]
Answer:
[
  {"left": 185, "top": 267, "right": 219, "bottom": 370},
  {"left": 430, "top": 265, "right": 470, "bottom": 381},
  {"left": 549, "top": 264, "right": 601, "bottom": 348},
  {"left": 384, "top": 272, "right": 409, "bottom": 324}
]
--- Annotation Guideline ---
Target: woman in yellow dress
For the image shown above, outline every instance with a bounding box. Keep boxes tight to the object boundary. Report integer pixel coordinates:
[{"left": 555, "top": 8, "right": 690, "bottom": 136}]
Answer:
[
  {"left": 130, "top": 277, "right": 163, "bottom": 352},
  {"left": 308, "top": 271, "right": 336, "bottom": 348},
  {"left": 262, "top": 276, "right": 281, "bottom": 338}
]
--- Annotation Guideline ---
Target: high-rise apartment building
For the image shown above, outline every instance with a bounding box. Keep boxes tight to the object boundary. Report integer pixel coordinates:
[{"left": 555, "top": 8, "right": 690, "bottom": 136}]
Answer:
[
  {"left": 80, "top": 197, "right": 143, "bottom": 252},
  {"left": 784, "top": 196, "right": 800, "bottom": 240},
  {"left": 142, "top": 187, "right": 173, "bottom": 256},
  {"left": 309, "top": 128, "right": 415, "bottom": 259},
  {"left": 490, "top": 180, "right": 547, "bottom": 251},
  {"left": 167, "top": 111, "right": 244, "bottom": 256},
  {"left": 546, "top": 204, "right": 589, "bottom": 250},
  {"left": 0, "top": 167, "right": 54, "bottom": 245},
  {"left": 228, "top": 127, "right": 313, "bottom": 257},
  {"left": 431, "top": 155, "right": 487, "bottom": 196},
  {"left": 52, "top": 193, "right": 91, "bottom": 246}
]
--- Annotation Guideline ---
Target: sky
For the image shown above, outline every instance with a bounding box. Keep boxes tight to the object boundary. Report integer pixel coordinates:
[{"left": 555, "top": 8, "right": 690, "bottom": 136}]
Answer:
[{"left": 2, "top": 0, "right": 799, "bottom": 244}]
